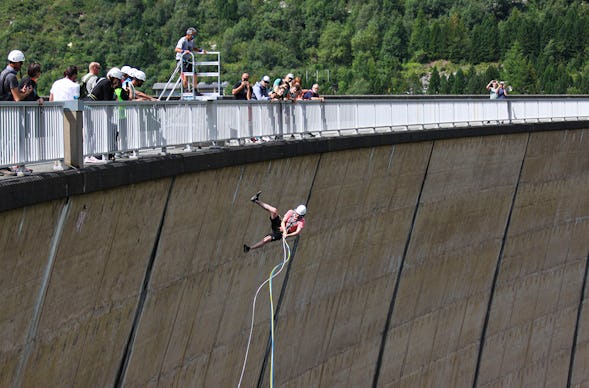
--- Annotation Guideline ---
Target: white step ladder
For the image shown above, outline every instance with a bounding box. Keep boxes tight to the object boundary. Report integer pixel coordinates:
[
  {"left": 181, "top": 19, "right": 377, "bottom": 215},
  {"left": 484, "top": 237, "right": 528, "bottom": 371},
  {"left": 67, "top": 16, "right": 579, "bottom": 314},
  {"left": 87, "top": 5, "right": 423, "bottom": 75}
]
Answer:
[
  {"left": 195, "top": 51, "right": 222, "bottom": 98},
  {"left": 158, "top": 52, "right": 222, "bottom": 101}
]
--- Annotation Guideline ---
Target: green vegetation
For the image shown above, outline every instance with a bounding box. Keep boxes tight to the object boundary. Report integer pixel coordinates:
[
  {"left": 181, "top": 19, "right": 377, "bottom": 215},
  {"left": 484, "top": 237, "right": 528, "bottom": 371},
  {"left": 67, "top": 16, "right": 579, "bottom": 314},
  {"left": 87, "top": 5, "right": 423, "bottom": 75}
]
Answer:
[{"left": 1, "top": 0, "right": 589, "bottom": 95}]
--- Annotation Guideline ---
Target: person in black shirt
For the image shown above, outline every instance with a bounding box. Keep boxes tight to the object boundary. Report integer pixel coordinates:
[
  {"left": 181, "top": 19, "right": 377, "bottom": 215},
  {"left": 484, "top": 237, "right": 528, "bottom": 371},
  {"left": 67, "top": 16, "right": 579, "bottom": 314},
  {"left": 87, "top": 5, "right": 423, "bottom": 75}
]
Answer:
[
  {"left": 89, "top": 67, "right": 124, "bottom": 101},
  {"left": 19, "top": 62, "right": 43, "bottom": 103},
  {"left": 85, "top": 68, "right": 127, "bottom": 163},
  {"left": 232, "top": 72, "right": 251, "bottom": 100}
]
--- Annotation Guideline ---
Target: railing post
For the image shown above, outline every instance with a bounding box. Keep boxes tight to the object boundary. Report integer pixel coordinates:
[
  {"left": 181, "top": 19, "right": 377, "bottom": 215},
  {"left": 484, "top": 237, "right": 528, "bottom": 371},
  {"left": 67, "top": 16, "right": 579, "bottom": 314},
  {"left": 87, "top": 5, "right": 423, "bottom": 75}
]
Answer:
[
  {"left": 63, "top": 100, "right": 84, "bottom": 168},
  {"left": 207, "top": 100, "right": 218, "bottom": 142}
]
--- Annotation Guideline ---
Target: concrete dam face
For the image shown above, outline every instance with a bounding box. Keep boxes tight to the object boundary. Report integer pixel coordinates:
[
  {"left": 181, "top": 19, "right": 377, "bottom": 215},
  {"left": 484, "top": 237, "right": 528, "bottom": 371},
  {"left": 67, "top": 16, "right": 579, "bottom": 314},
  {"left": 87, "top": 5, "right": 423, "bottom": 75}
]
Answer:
[{"left": 1, "top": 125, "right": 589, "bottom": 387}]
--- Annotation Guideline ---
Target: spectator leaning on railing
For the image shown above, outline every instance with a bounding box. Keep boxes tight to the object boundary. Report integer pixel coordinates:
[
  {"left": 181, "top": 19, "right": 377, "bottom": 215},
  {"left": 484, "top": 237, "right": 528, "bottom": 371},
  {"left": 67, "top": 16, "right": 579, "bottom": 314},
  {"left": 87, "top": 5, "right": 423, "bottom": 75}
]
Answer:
[
  {"left": 303, "top": 83, "right": 324, "bottom": 101},
  {"left": 49, "top": 65, "right": 80, "bottom": 101},
  {"left": 251, "top": 75, "right": 271, "bottom": 100}
]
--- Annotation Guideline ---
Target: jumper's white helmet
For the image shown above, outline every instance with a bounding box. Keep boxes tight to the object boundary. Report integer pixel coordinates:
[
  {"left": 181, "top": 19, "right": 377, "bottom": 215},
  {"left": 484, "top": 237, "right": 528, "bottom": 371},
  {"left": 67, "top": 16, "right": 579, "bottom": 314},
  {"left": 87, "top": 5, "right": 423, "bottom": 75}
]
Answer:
[
  {"left": 295, "top": 205, "right": 307, "bottom": 216},
  {"left": 7, "top": 50, "right": 25, "bottom": 62}
]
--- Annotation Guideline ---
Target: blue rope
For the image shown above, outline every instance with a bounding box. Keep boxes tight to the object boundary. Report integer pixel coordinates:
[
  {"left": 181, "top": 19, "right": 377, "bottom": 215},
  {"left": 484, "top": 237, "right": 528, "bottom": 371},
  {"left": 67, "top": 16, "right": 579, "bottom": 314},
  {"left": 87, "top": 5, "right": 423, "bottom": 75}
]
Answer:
[{"left": 237, "top": 237, "right": 291, "bottom": 388}]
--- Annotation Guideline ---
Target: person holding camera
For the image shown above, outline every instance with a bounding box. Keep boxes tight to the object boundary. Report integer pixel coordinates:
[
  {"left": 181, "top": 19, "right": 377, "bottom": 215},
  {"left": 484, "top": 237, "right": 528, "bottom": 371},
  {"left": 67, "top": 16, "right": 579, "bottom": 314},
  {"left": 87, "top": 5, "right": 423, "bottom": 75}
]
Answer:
[
  {"left": 497, "top": 81, "right": 509, "bottom": 99},
  {"left": 232, "top": 72, "right": 251, "bottom": 100},
  {"left": 486, "top": 79, "right": 499, "bottom": 99},
  {"left": 271, "top": 79, "right": 291, "bottom": 100}
]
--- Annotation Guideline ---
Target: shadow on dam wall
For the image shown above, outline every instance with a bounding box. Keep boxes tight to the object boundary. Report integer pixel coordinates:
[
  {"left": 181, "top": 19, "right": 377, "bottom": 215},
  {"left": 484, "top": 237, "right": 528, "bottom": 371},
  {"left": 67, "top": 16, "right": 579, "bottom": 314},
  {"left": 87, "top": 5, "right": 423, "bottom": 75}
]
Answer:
[{"left": 1, "top": 123, "right": 589, "bottom": 387}]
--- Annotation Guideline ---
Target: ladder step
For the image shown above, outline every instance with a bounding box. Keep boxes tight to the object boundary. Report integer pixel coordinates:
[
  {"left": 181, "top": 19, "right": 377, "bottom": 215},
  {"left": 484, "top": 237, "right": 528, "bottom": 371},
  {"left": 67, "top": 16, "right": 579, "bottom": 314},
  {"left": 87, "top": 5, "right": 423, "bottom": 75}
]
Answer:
[
  {"left": 195, "top": 61, "right": 220, "bottom": 66},
  {"left": 197, "top": 72, "right": 220, "bottom": 77}
]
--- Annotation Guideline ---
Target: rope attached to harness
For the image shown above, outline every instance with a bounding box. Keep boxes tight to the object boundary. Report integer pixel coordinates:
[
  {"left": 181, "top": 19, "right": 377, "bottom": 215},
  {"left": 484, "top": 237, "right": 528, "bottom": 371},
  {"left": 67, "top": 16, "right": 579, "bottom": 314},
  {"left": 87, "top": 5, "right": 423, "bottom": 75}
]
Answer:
[{"left": 237, "top": 237, "right": 291, "bottom": 388}]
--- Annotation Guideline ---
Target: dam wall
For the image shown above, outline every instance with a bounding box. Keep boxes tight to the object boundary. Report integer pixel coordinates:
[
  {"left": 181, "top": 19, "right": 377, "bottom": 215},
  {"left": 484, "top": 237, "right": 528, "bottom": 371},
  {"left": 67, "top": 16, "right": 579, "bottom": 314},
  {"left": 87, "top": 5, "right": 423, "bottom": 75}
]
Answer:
[{"left": 1, "top": 122, "right": 589, "bottom": 387}]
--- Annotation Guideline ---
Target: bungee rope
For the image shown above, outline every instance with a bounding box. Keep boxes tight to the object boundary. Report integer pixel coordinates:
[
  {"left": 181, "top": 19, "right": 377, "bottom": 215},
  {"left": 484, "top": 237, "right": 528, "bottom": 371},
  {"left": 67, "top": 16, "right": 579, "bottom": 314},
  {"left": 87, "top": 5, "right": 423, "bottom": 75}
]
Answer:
[{"left": 237, "top": 236, "right": 291, "bottom": 388}]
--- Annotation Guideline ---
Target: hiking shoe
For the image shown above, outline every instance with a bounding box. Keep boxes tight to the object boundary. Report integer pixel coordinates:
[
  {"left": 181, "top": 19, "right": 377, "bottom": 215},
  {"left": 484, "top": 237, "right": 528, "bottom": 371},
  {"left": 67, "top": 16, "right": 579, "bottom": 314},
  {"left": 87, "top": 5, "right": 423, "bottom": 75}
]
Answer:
[
  {"left": 13, "top": 165, "right": 32, "bottom": 176},
  {"left": 244, "top": 244, "right": 251, "bottom": 253},
  {"left": 250, "top": 191, "right": 262, "bottom": 202}
]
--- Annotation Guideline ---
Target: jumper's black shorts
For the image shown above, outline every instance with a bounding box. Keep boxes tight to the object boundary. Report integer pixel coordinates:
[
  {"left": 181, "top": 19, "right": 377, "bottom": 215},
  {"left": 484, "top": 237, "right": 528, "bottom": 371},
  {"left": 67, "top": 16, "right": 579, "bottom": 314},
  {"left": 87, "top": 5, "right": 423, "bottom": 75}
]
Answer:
[{"left": 266, "top": 216, "right": 282, "bottom": 241}]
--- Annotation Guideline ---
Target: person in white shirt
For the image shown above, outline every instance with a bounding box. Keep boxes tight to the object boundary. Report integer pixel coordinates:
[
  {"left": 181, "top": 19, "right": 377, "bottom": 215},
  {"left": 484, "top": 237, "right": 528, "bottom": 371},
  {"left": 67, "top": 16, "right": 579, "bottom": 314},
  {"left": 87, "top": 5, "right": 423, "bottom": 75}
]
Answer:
[{"left": 49, "top": 65, "right": 80, "bottom": 101}]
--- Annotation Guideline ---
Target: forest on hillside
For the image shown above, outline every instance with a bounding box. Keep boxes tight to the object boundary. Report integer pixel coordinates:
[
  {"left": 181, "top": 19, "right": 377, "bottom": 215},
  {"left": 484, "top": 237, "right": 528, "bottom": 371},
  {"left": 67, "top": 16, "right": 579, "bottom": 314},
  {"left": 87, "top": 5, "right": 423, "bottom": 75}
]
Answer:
[{"left": 0, "top": 0, "right": 588, "bottom": 96}]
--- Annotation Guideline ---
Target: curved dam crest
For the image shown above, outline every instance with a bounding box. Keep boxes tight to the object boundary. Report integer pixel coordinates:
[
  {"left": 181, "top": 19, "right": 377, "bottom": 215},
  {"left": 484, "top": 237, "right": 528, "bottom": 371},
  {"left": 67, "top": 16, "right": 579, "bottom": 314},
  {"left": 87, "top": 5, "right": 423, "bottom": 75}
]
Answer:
[{"left": 1, "top": 124, "right": 589, "bottom": 387}]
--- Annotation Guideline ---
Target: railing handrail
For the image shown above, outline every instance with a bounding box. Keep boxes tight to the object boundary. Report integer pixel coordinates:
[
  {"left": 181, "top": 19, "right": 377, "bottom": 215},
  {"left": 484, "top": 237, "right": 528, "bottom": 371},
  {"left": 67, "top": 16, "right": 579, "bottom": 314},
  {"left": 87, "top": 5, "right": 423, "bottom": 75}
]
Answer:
[{"left": 1, "top": 97, "right": 588, "bottom": 168}]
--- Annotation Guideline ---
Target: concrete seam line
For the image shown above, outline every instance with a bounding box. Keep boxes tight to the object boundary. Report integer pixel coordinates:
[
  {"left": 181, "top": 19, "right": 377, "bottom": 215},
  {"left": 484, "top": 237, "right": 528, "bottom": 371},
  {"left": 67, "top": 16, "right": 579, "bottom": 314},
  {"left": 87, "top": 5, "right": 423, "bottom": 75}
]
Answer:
[
  {"left": 114, "top": 177, "right": 175, "bottom": 387},
  {"left": 371, "top": 142, "right": 434, "bottom": 388},
  {"left": 13, "top": 198, "right": 71, "bottom": 388},
  {"left": 567, "top": 249, "right": 589, "bottom": 386},
  {"left": 472, "top": 132, "right": 531, "bottom": 387},
  {"left": 156, "top": 279, "right": 188, "bottom": 383},
  {"left": 257, "top": 153, "right": 323, "bottom": 388}
]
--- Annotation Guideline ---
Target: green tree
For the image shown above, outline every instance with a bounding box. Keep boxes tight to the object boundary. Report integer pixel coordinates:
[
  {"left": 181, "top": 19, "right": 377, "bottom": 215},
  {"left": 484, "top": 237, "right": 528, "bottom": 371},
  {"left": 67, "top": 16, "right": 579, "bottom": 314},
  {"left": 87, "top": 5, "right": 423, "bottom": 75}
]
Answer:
[
  {"left": 428, "top": 66, "right": 441, "bottom": 94},
  {"left": 440, "top": 73, "right": 452, "bottom": 94},
  {"left": 501, "top": 41, "right": 532, "bottom": 93},
  {"left": 465, "top": 65, "right": 485, "bottom": 94},
  {"left": 318, "top": 21, "right": 353, "bottom": 67},
  {"left": 451, "top": 68, "right": 466, "bottom": 94},
  {"left": 409, "top": 9, "right": 430, "bottom": 62},
  {"left": 447, "top": 14, "right": 470, "bottom": 62}
]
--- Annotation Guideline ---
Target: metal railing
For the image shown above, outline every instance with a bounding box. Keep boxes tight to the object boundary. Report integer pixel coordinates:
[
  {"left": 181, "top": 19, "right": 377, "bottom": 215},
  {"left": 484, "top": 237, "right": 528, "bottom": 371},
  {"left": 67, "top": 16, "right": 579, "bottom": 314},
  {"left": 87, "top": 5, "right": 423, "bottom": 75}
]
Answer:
[
  {"left": 0, "top": 103, "right": 63, "bottom": 167},
  {"left": 1, "top": 97, "right": 589, "bottom": 168}
]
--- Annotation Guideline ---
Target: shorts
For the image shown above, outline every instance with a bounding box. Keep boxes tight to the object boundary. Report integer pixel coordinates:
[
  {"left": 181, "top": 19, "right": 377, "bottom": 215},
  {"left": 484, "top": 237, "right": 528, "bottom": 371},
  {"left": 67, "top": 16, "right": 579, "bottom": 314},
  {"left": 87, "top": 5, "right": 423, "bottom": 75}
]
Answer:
[
  {"left": 178, "top": 55, "right": 193, "bottom": 73},
  {"left": 266, "top": 216, "right": 282, "bottom": 242}
]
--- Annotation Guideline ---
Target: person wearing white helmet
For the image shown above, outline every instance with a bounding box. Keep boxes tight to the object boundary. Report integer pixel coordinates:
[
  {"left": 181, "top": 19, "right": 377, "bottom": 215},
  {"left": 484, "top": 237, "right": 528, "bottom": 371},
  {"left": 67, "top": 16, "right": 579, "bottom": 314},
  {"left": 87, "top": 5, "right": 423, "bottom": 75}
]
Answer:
[
  {"left": 123, "top": 68, "right": 155, "bottom": 101},
  {"left": 0, "top": 50, "right": 33, "bottom": 101},
  {"left": 120, "top": 65, "right": 133, "bottom": 81},
  {"left": 244, "top": 191, "right": 307, "bottom": 253},
  {"left": 88, "top": 67, "right": 126, "bottom": 101}
]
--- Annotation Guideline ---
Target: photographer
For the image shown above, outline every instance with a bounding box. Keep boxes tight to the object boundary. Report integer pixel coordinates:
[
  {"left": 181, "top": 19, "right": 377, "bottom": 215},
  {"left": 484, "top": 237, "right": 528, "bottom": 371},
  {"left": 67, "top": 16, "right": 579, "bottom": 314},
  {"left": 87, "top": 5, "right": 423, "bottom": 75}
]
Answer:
[
  {"left": 486, "top": 79, "right": 499, "bottom": 99},
  {"left": 497, "top": 81, "right": 509, "bottom": 99},
  {"left": 232, "top": 72, "right": 251, "bottom": 100},
  {"left": 271, "top": 79, "right": 290, "bottom": 100}
]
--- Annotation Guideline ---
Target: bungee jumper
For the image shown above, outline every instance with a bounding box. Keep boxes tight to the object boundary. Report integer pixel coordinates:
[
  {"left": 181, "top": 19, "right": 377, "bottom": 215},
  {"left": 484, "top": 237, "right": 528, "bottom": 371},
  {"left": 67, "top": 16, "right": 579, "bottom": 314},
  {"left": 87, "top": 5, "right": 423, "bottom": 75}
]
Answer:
[{"left": 244, "top": 191, "right": 306, "bottom": 253}]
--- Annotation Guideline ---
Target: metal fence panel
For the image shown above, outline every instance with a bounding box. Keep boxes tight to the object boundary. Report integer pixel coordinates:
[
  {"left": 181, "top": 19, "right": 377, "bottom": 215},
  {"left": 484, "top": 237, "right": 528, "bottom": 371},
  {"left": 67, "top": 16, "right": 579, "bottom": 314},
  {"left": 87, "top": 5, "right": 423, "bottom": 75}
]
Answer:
[
  {"left": 0, "top": 103, "right": 63, "bottom": 166},
  {"left": 2, "top": 98, "right": 589, "bottom": 168}
]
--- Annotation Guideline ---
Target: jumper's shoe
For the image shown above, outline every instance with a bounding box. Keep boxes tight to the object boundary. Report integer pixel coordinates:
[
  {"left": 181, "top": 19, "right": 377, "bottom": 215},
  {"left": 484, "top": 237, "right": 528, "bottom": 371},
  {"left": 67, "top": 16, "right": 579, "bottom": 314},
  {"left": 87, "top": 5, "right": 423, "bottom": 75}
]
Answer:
[
  {"left": 244, "top": 244, "right": 251, "bottom": 253},
  {"left": 250, "top": 191, "right": 262, "bottom": 202}
]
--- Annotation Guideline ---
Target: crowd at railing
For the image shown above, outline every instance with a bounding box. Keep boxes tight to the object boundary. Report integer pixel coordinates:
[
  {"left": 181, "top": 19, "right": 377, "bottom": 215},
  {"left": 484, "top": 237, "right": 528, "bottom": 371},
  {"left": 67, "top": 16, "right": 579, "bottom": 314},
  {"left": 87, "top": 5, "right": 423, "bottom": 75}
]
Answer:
[{"left": 1, "top": 97, "right": 589, "bottom": 174}]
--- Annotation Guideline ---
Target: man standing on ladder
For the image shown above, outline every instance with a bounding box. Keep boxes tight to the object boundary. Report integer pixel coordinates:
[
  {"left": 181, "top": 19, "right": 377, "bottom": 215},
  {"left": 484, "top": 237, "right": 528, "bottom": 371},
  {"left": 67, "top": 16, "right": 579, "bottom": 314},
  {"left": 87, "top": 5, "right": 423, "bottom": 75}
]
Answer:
[{"left": 174, "top": 27, "right": 206, "bottom": 92}]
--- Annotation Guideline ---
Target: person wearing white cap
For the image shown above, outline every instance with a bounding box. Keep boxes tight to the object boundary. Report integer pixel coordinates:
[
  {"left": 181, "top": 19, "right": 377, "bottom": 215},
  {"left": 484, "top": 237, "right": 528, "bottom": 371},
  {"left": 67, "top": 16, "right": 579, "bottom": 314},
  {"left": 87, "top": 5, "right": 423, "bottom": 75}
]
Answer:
[
  {"left": 251, "top": 75, "right": 271, "bottom": 100},
  {"left": 273, "top": 73, "right": 294, "bottom": 90},
  {"left": 244, "top": 191, "right": 307, "bottom": 253},
  {"left": 497, "top": 81, "right": 509, "bottom": 99},
  {"left": 0, "top": 50, "right": 33, "bottom": 101}
]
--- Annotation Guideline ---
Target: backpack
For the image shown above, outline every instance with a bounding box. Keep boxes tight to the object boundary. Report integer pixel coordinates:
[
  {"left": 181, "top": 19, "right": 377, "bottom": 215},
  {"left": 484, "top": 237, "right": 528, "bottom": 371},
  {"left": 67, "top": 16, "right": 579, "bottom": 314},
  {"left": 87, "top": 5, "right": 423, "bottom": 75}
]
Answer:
[
  {"left": 0, "top": 68, "right": 12, "bottom": 101},
  {"left": 79, "top": 73, "right": 97, "bottom": 99},
  {"left": 85, "top": 77, "right": 106, "bottom": 100}
]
